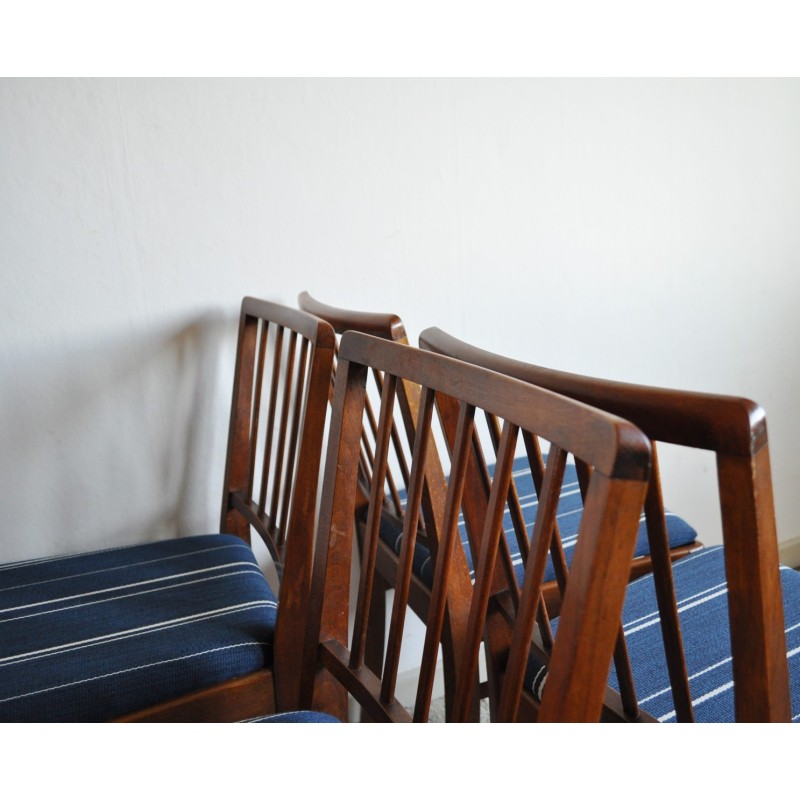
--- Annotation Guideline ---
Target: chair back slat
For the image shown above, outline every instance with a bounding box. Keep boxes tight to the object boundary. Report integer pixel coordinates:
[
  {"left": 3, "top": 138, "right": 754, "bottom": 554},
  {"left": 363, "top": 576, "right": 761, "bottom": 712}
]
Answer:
[
  {"left": 416, "top": 399, "right": 477, "bottom": 721},
  {"left": 495, "top": 444, "right": 566, "bottom": 721},
  {"left": 277, "top": 336, "right": 310, "bottom": 548},
  {"left": 350, "top": 373, "right": 398, "bottom": 670},
  {"left": 487, "top": 412, "right": 531, "bottom": 572},
  {"left": 247, "top": 319, "right": 269, "bottom": 501},
  {"left": 372, "top": 369, "right": 410, "bottom": 514},
  {"left": 450, "top": 418, "right": 521, "bottom": 722},
  {"left": 268, "top": 330, "right": 298, "bottom": 538},
  {"left": 258, "top": 324, "right": 284, "bottom": 520},
  {"left": 381, "top": 385, "right": 437, "bottom": 706},
  {"left": 641, "top": 443, "right": 694, "bottom": 722},
  {"left": 520, "top": 430, "right": 569, "bottom": 599}
]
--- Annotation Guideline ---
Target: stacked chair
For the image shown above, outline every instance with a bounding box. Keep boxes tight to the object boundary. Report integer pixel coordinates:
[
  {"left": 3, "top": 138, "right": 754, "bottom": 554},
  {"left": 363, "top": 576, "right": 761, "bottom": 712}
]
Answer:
[
  {"left": 0, "top": 298, "right": 335, "bottom": 721},
  {"left": 298, "top": 292, "right": 704, "bottom": 720},
  {"left": 296, "top": 329, "right": 652, "bottom": 721},
  {"left": 299, "top": 292, "right": 798, "bottom": 722},
  {"left": 298, "top": 292, "right": 479, "bottom": 718},
  {"left": 4, "top": 292, "right": 795, "bottom": 723},
  {"left": 420, "top": 326, "right": 799, "bottom": 722}
]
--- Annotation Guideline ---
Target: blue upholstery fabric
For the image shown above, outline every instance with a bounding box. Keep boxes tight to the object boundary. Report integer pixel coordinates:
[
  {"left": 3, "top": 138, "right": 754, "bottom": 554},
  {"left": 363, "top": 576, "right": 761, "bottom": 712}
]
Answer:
[
  {"left": 381, "top": 456, "right": 699, "bottom": 588},
  {"left": 526, "top": 546, "right": 800, "bottom": 722},
  {"left": 243, "top": 711, "right": 340, "bottom": 723},
  {"left": 0, "top": 534, "right": 277, "bottom": 722}
]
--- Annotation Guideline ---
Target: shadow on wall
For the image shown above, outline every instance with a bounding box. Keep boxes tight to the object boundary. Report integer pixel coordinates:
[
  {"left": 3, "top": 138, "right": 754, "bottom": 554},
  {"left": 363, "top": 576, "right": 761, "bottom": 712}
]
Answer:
[{"left": 0, "top": 310, "right": 238, "bottom": 562}]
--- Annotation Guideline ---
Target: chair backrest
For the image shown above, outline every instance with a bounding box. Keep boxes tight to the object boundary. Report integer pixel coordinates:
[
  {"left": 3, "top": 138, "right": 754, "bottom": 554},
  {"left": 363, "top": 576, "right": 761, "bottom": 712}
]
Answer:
[
  {"left": 298, "top": 292, "right": 477, "bottom": 716},
  {"left": 299, "top": 330, "right": 651, "bottom": 722},
  {"left": 220, "top": 296, "right": 335, "bottom": 710},
  {"left": 420, "top": 326, "right": 792, "bottom": 722},
  {"left": 297, "top": 291, "right": 443, "bottom": 529}
]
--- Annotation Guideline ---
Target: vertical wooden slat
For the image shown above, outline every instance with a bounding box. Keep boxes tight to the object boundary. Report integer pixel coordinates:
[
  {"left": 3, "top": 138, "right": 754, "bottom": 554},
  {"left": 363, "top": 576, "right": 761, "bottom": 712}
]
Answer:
[
  {"left": 463, "top": 425, "right": 520, "bottom": 604},
  {"left": 277, "top": 336, "right": 310, "bottom": 550},
  {"left": 642, "top": 444, "right": 694, "bottom": 722},
  {"left": 497, "top": 445, "right": 567, "bottom": 721},
  {"left": 247, "top": 318, "right": 269, "bottom": 501},
  {"left": 269, "top": 330, "right": 297, "bottom": 531},
  {"left": 350, "top": 374, "right": 398, "bottom": 669},
  {"left": 415, "top": 401, "right": 476, "bottom": 722},
  {"left": 259, "top": 324, "right": 284, "bottom": 515},
  {"left": 520, "top": 432, "right": 563, "bottom": 649},
  {"left": 372, "top": 368, "right": 405, "bottom": 516},
  {"left": 359, "top": 425, "right": 377, "bottom": 487},
  {"left": 451, "top": 419, "right": 519, "bottom": 723},
  {"left": 373, "top": 368, "right": 411, "bottom": 490},
  {"left": 435, "top": 388, "right": 518, "bottom": 721},
  {"left": 381, "top": 386, "right": 436, "bottom": 706},
  {"left": 328, "top": 339, "right": 339, "bottom": 404},
  {"left": 486, "top": 412, "right": 530, "bottom": 569}
]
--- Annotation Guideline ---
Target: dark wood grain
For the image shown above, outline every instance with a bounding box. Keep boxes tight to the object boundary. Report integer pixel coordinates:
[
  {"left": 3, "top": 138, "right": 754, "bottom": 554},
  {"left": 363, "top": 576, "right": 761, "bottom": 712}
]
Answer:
[
  {"left": 421, "top": 325, "right": 791, "bottom": 723},
  {"left": 299, "top": 330, "right": 651, "bottom": 722}
]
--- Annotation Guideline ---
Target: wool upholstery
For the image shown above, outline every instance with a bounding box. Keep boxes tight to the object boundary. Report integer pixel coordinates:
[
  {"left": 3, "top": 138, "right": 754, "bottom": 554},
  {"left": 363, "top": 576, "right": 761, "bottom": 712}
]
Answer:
[
  {"left": 526, "top": 545, "right": 800, "bottom": 722},
  {"left": 382, "top": 456, "right": 698, "bottom": 588},
  {"left": 0, "top": 534, "right": 277, "bottom": 722}
]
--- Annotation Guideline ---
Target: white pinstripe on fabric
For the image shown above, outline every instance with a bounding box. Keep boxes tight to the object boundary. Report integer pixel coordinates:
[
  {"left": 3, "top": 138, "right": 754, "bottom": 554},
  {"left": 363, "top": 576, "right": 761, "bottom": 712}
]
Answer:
[
  {"left": 0, "top": 562, "right": 265, "bottom": 617},
  {"left": 0, "top": 641, "right": 271, "bottom": 706},
  {"left": 0, "top": 600, "right": 277, "bottom": 669}
]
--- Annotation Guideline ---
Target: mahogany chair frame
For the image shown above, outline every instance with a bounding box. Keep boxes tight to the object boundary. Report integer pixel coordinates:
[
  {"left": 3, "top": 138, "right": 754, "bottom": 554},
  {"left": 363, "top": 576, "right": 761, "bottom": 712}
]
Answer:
[
  {"left": 298, "top": 291, "right": 477, "bottom": 719},
  {"left": 120, "top": 297, "right": 335, "bottom": 720},
  {"left": 299, "top": 331, "right": 651, "bottom": 722},
  {"left": 420, "top": 326, "right": 792, "bottom": 722},
  {"left": 298, "top": 293, "right": 705, "bottom": 721}
]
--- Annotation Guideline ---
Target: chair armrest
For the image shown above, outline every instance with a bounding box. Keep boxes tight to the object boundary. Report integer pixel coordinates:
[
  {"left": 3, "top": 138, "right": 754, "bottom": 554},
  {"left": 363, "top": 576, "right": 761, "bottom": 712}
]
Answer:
[{"left": 419, "top": 327, "right": 766, "bottom": 457}]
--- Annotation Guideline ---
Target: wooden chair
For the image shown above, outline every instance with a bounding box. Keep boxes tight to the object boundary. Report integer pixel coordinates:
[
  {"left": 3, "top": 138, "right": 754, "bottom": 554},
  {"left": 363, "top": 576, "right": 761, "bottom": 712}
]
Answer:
[
  {"left": 0, "top": 298, "right": 334, "bottom": 722},
  {"left": 298, "top": 330, "right": 652, "bottom": 721},
  {"left": 298, "top": 292, "right": 700, "bottom": 717},
  {"left": 298, "top": 291, "right": 479, "bottom": 719},
  {"left": 421, "top": 326, "right": 798, "bottom": 722}
]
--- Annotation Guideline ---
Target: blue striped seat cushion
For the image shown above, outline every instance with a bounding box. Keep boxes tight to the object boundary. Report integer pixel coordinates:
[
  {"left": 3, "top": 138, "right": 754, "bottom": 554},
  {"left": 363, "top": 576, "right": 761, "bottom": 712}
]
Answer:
[
  {"left": 243, "top": 711, "right": 340, "bottom": 722},
  {"left": 526, "top": 545, "right": 800, "bottom": 722},
  {"left": 380, "top": 456, "right": 698, "bottom": 588},
  {"left": 0, "top": 534, "right": 277, "bottom": 722}
]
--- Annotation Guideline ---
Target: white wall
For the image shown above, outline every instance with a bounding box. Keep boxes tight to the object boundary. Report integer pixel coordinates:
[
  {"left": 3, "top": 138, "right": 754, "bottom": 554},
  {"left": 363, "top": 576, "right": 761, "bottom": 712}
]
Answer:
[{"left": 2, "top": 78, "right": 799, "bottom": 567}]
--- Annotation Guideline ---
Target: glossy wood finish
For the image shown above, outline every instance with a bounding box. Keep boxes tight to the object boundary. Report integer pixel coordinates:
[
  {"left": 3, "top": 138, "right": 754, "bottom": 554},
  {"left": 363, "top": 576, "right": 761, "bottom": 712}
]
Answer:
[
  {"left": 299, "top": 291, "right": 476, "bottom": 719},
  {"left": 420, "top": 326, "right": 791, "bottom": 722},
  {"left": 297, "top": 293, "right": 696, "bottom": 718},
  {"left": 299, "top": 331, "right": 651, "bottom": 722},
  {"left": 116, "top": 671, "right": 276, "bottom": 723},
  {"left": 124, "top": 298, "right": 335, "bottom": 721}
]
